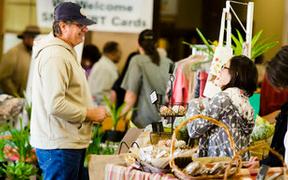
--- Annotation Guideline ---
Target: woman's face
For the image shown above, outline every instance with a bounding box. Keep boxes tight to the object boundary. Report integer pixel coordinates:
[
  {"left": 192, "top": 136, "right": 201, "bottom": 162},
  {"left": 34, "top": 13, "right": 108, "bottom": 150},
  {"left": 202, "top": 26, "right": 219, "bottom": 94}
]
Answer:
[{"left": 217, "top": 61, "right": 232, "bottom": 87}]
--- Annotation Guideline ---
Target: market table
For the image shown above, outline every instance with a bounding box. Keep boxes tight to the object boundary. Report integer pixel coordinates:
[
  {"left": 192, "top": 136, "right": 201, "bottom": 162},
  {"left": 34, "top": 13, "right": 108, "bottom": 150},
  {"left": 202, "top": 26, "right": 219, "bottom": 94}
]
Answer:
[
  {"left": 88, "top": 154, "right": 128, "bottom": 180},
  {"left": 104, "top": 163, "right": 286, "bottom": 180},
  {"left": 105, "top": 163, "right": 177, "bottom": 180}
]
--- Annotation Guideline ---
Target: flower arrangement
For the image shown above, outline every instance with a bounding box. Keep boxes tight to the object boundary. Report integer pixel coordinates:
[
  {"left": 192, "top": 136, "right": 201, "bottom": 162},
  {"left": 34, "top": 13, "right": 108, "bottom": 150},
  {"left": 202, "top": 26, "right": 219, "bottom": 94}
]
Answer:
[{"left": 0, "top": 118, "right": 38, "bottom": 179}]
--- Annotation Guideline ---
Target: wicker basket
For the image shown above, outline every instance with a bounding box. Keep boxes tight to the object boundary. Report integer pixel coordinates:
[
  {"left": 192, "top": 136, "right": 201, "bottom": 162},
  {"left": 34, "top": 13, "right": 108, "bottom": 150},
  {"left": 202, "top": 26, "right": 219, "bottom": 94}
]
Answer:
[{"left": 169, "top": 114, "right": 242, "bottom": 179}]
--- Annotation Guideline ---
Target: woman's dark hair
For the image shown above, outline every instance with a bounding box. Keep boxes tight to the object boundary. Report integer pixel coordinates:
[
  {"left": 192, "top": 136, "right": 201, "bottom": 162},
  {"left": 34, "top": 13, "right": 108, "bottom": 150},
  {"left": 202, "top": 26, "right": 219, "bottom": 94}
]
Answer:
[
  {"left": 266, "top": 46, "right": 288, "bottom": 88},
  {"left": 138, "top": 29, "right": 160, "bottom": 65},
  {"left": 222, "top": 55, "right": 258, "bottom": 97},
  {"left": 82, "top": 44, "right": 101, "bottom": 64}
]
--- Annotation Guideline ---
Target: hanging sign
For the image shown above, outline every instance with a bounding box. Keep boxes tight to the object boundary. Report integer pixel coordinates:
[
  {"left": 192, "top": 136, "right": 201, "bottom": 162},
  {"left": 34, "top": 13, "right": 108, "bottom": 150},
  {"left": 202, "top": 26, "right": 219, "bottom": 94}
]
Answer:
[{"left": 36, "top": 0, "right": 154, "bottom": 33}]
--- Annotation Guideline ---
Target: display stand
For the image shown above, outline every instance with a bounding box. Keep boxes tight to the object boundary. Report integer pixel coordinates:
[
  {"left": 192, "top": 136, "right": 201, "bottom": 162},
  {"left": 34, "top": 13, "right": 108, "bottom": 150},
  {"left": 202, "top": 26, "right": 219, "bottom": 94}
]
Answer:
[
  {"left": 203, "top": 1, "right": 254, "bottom": 98},
  {"left": 150, "top": 63, "right": 187, "bottom": 144}
]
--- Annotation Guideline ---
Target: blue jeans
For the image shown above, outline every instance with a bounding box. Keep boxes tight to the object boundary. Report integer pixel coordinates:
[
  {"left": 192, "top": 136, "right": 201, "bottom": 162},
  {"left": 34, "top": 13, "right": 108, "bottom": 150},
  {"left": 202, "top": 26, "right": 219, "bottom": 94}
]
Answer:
[{"left": 36, "top": 149, "right": 89, "bottom": 180}]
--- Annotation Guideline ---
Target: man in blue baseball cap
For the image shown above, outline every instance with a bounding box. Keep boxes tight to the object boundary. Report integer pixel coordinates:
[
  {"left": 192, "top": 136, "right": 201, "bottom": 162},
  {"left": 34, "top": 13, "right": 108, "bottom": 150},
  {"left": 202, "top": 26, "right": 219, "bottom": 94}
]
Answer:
[
  {"left": 54, "top": 1, "right": 96, "bottom": 26},
  {"left": 30, "top": 2, "right": 106, "bottom": 179}
]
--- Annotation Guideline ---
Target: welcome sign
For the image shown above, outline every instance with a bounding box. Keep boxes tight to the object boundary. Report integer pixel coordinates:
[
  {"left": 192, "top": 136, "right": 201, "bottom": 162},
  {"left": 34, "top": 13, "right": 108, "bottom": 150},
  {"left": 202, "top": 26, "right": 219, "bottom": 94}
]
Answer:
[{"left": 37, "top": 0, "right": 154, "bottom": 33}]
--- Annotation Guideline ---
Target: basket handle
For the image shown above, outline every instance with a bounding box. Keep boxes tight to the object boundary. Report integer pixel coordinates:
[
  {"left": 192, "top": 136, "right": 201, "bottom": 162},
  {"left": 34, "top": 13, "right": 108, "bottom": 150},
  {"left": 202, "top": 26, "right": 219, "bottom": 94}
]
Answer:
[
  {"left": 118, "top": 141, "right": 140, "bottom": 154},
  {"left": 170, "top": 114, "right": 237, "bottom": 159},
  {"left": 170, "top": 114, "right": 241, "bottom": 179}
]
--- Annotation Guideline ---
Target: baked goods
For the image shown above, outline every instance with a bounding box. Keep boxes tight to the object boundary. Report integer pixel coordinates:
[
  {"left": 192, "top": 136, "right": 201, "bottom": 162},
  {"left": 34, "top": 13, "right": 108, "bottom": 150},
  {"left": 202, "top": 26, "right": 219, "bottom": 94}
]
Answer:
[{"left": 159, "top": 104, "right": 187, "bottom": 117}]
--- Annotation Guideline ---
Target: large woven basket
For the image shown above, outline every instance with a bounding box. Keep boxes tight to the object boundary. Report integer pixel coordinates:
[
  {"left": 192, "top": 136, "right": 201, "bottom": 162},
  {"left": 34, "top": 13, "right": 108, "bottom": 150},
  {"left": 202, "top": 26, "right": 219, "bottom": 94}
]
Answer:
[{"left": 169, "top": 114, "right": 242, "bottom": 179}]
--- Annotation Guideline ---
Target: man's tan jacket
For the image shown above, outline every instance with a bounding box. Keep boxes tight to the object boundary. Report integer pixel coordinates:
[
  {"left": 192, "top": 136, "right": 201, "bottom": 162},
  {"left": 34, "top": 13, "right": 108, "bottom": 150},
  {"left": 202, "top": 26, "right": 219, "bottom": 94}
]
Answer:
[{"left": 30, "top": 34, "right": 93, "bottom": 149}]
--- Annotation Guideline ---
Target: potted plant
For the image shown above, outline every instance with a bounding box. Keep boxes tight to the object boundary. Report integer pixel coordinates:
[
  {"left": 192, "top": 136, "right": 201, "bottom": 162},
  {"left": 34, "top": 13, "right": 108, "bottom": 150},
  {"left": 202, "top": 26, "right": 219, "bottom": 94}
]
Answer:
[
  {"left": 102, "top": 96, "right": 127, "bottom": 142},
  {"left": 231, "top": 29, "right": 278, "bottom": 60},
  {"left": 0, "top": 117, "right": 38, "bottom": 179},
  {"left": 183, "top": 28, "right": 215, "bottom": 58},
  {"left": 0, "top": 139, "right": 6, "bottom": 179},
  {"left": 2, "top": 162, "right": 37, "bottom": 180},
  {"left": 84, "top": 124, "right": 118, "bottom": 167},
  {"left": 183, "top": 28, "right": 278, "bottom": 62}
]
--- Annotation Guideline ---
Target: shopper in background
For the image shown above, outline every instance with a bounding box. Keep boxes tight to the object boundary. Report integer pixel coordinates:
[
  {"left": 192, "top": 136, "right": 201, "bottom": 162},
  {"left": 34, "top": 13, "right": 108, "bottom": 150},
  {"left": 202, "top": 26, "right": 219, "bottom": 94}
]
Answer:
[
  {"left": 121, "top": 29, "right": 172, "bottom": 128},
  {"left": 248, "top": 46, "right": 288, "bottom": 168},
  {"left": 0, "top": 25, "right": 40, "bottom": 97},
  {"left": 186, "top": 55, "right": 258, "bottom": 160},
  {"left": 30, "top": 2, "right": 106, "bottom": 179},
  {"left": 81, "top": 44, "right": 101, "bottom": 78},
  {"left": 266, "top": 45, "right": 288, "bottom": 165},
  {"left": 88, "top": 41, "right": 122, "bottom": 105},
  {"left": 259, "top": 75, "right": 288, "bottom": 117},
  {"left": 112, "top": 50, "right": 139, "bottom": 108}
]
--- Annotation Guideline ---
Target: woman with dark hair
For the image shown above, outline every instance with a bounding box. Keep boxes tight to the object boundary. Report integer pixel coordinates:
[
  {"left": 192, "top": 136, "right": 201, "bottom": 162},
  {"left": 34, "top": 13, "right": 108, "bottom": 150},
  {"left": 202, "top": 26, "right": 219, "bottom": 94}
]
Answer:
[
  {"left": 121, "top": 29, "right": 172, "bottom": 128},
  {"left": 266, "top": 46, "right": 288, "bottom": 88},
  {"left": 81, "top": 44, "right": 101, "bottom": 78},
  {"left": 262, "top": 46, "right": 288, "bottom": 165},
  {"left": 248, "top": 46, "right": 288, "bottom": 168},
  {"left": 186, "top": 55, "right": 258, "bottom": 160}
]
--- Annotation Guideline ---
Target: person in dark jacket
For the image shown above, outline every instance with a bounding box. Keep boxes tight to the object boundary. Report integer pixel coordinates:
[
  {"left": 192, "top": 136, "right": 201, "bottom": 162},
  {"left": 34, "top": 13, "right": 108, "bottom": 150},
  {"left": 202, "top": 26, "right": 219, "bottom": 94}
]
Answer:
[
  {"left": 248, "top": 45, "right": 288, "bottom": 168},
  {"left": 259, "top": 103, "right": 288, "bottom": 167},
  {"left": 112, "top": 51, "right": 139, "bottom": 108}
]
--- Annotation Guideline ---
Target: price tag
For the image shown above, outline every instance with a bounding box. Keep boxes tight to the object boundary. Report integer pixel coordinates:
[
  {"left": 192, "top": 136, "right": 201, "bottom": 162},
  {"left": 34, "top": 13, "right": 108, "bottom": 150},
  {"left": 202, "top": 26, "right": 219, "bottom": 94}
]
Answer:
[{"left": 150, "top": 91, "right": 157, "bottom": 104}]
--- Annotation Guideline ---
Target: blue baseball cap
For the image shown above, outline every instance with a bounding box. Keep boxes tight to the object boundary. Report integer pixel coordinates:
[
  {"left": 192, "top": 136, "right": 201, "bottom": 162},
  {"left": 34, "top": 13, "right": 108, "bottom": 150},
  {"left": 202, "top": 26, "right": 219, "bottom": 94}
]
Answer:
[{"left": 54, "top": 2, "right": 96, "bottom": 25}]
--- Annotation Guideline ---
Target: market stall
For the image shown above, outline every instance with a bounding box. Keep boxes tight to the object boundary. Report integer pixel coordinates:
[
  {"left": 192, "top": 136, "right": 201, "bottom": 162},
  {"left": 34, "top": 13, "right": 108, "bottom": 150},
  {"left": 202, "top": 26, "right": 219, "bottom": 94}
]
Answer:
[
  {"left": 104, "top": 163, "right": 285, "bottom": 179},
  {"left": 0, "top": 1, "right": 285, "bottom": 179},
  {"left": 88, "top": 115, "right": 286, "bottom": 179},
  {"left": 87, "top": 1, "right": 286, "bottom": 179}
]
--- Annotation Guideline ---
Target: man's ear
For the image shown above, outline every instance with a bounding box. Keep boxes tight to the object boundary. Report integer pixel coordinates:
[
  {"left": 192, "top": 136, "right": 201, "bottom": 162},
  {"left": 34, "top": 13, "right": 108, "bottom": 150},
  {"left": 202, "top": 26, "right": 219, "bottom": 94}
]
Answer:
[{"left": 59, "top": 21, "right": 67, "bottom": 33}]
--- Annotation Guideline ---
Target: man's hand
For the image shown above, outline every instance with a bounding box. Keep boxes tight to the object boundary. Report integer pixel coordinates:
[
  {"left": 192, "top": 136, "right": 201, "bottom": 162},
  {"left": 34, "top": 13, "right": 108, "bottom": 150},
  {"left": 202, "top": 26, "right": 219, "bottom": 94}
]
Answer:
[
  {"left": 86, "top": 106, "right": 107, "bottom": 123},
  {"left": 244, "top": 156, "right": 260, "bottom": 169}
]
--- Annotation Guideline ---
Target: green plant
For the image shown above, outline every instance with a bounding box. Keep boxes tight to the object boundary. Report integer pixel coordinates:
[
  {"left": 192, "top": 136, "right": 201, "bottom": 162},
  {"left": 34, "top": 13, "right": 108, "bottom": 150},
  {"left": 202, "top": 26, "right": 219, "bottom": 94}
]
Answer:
[
  {"left": 0, "top": 163, "right": 6, "bottom": 178},
  {"left": 100, "top": 141, "right": 115, "bottom": 155},
  {"left": 231, "top": 29, "right": 279, "bottom": 60},
  {"left": 3, "top": 162, "right": 37, "bottom": 180},
  {"left": 86, "top": 125, "right": 103, "bottom": 155},
  {"left": 0, "top": 139, "right": 5, "bottom": 162},
  {"left": 0, "top": 99, "right": 38, "bottom": 179},
  {"left": 182, "top": 28, "right": 215, "bottom": 71},
  {"left": 84, "top": 124, "right": 116, "bottom": 167},
  {"left": 6, "top": 118, "right": 33, "bottom": 162},
  {"left": 23, "top": 92, "right": 32, "bottom": 121},
  {"left": 86, "top": 125, "right": 116, "bottom": 155},
  {"left": 103, "top": 96, "right": 126, "bottom": 131},
  {"left": 183, "top": 28, "right": 215, "bottom": 59},
  {"left": 25, "top": 102, "right": 32, "bottom": 122}
]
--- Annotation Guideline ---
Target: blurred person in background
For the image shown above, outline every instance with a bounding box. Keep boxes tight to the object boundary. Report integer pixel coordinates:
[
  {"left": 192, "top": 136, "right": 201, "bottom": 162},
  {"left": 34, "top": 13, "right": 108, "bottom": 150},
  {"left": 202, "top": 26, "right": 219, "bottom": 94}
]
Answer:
[
  {"left": 88, "top": 41, "right": 122, "bottom": 105},
  {"left": 121, "top": 29, "right": 172, "bottom": 128},
  {"left": 81, "top": 44, "right": 101, "bottom": 78},
  {"left": 111, "top": 50, "right": 139, "bottom": 108},
  {"left": 248, "top": 46, "right": 288, "bottom": 168},
  {"left": 0, "top": 25, "right": 40, "bottom": 97}
]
